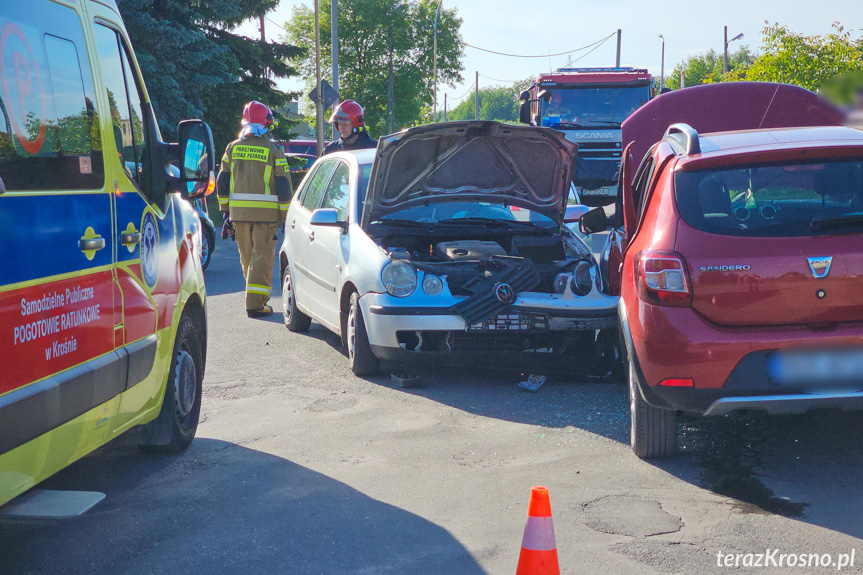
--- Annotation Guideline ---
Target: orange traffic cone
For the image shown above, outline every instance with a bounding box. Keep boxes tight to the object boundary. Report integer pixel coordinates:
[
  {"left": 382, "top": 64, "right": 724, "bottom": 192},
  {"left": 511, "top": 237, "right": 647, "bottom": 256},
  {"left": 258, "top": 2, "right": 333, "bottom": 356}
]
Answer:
[{"left": 516, "top": 486, "right": 560, "bottom": 575}]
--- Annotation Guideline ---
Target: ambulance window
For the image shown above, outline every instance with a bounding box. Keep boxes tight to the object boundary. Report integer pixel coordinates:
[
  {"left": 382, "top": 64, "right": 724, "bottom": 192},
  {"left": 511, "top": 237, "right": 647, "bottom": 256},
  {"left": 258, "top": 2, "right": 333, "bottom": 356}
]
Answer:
[
  {"left": 94, "top": 25, "right": 147, "bottom": 188},
  {"left": 0, "top": 3, "right": 104, "bottom": 190}
]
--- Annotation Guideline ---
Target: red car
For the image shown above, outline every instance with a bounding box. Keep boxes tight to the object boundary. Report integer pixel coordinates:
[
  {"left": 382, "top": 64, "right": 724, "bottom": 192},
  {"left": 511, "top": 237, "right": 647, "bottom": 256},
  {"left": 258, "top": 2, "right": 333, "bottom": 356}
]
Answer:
[{"left": 588, "top": 122, "right": 863, "bottom": 459}]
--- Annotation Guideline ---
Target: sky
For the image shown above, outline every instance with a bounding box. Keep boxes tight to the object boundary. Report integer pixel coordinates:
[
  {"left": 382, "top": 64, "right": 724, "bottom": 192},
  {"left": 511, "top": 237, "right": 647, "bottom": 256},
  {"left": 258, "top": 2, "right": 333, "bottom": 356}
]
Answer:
[{"left": 237, "top": 0, "right": 861, "bottom": 110}]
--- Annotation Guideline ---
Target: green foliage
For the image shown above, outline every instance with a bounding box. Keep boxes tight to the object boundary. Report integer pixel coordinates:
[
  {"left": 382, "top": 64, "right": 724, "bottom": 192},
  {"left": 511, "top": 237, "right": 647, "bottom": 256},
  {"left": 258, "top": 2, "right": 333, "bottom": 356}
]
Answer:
[
  {"left": 118, "top": 0, "right": 303, "bottom": 153},
  {"left": 284, "top": 0, "right": 464, "bottom": 136},
  {"left": 445, "top": 84, "right": 525, "bottom": 123},
  {"left": 665, "top": 47, "right": 754, "bottom": 90},
  {"left": 745, "top": 23, "right": 863, "bottom": 92}
]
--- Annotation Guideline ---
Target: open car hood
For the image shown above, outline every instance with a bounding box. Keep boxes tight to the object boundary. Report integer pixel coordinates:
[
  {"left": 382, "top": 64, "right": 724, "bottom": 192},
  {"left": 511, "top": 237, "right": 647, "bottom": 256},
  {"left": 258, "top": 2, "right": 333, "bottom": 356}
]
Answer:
[{"left": 362, "top": 121, "right": 578, "bottom": 227}]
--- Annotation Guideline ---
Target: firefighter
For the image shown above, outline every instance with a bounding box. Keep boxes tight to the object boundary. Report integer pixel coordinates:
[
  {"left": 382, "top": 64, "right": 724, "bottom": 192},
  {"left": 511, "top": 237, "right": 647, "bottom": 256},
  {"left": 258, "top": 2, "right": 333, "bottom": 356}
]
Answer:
[
  {"left": 322, "top": 100, "right": 377, "bottom": 155},
  {"left": 217, "top": 101, "right": 292, "bottom": 317}
]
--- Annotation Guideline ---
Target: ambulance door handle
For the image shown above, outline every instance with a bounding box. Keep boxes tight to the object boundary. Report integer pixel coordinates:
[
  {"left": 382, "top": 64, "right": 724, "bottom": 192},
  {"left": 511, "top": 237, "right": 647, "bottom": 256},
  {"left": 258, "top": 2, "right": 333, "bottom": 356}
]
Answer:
[
  {"left": 290, "top": 220, "right": 296, "bottom": 230},
  {"left": 121, "top": 232, "right": 141, "bottom": 245},
  {"left": 80, "top": 237, "right": 106, "bottom": 251}
]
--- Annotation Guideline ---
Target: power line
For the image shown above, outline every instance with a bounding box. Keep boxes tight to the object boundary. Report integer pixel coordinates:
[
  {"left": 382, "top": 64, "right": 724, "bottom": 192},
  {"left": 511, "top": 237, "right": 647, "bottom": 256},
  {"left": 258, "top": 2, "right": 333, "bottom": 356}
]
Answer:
[
  {"left": 478, "top": 73, "right": 521, "bottom": 84},
  {"left": 568, "top": 34, "right": 614, "bottom": 63},
  {"left": 460, "top": 33, "right": 615, "bottom": 59},
  {"left": 265, "top": 16, "right": 288, "bottom": 35},
  {"left": 451, "top": 83, "right": 475, "bottom": 101}
]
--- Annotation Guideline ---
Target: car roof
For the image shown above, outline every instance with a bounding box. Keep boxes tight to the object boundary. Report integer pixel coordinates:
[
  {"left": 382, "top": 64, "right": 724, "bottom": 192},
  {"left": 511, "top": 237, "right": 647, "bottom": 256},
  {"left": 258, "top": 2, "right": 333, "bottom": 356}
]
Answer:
[
  {"left": 320, "top": 149, "right": 376, "bottom": 166},
  {"left": 668, "top": 125, "right": 863, "bottom": 169}
]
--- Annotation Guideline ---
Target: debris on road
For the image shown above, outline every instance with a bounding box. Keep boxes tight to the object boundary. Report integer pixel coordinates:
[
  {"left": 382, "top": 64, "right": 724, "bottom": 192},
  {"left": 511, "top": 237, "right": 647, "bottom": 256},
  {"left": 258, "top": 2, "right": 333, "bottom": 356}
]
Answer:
[
  {"left": 519, "top": 374, "right": 547, "bottom": 392},
  {"left": 390, "top": 373, "right": 422, "bottom": 388}
]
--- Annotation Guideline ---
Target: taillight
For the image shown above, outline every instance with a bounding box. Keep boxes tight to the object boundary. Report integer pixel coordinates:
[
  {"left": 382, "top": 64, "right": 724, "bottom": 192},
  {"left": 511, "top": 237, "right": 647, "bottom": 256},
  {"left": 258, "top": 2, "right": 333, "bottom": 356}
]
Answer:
[{"left": 634, "top": 250, "right": 692, "bottom": 306}]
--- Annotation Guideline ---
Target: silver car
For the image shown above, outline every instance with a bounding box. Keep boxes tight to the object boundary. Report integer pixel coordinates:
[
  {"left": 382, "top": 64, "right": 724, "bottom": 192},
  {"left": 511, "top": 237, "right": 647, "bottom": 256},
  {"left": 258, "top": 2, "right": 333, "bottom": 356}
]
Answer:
[{"left": 278, "top": 121, "right": 618, "bottom": 375}]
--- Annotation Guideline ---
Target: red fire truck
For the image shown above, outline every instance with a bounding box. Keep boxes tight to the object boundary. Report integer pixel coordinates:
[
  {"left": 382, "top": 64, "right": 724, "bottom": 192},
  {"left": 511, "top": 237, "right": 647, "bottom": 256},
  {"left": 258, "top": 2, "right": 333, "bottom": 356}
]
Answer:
[{"left": 519, "top": 67, "right": 654, "bottom": 206}]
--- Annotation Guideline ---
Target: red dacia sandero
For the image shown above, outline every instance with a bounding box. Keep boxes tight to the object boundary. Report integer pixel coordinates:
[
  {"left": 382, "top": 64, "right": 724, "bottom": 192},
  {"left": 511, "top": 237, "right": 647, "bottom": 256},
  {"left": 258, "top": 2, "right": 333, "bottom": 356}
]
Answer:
[{"left": 610, "top": 123, "right": 863, "bottom": 458}]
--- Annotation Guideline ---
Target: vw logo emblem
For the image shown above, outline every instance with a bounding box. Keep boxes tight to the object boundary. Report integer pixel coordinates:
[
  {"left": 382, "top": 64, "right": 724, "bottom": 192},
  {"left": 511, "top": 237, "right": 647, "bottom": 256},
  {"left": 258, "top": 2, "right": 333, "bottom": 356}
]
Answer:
[{"left": 494, "top": 282, "right": 516, "bottom": 304}]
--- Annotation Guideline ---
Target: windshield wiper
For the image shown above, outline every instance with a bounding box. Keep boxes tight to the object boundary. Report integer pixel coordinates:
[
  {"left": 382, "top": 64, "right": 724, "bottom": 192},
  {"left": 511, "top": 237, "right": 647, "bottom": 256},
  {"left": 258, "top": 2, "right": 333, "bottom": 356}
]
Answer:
[
  {"left": 810, "top": 213, "right": 863, "bottom": 232},
  {"left": 437, "top": 217, "right": 543, "bottom": 228},
  {"left": 587, "top": 120, "right": 622, "bottom": 128},
  {"left": 372, "top": 218, "right": 432, "bottom": 228}
]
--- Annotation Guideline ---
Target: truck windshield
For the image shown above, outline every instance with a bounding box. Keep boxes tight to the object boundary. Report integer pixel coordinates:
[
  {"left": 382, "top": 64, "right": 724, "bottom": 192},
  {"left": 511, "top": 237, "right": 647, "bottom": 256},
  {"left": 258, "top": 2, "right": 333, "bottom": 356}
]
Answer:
[{"left": 541, "top": 86, "right": 649, "bottom": 128}]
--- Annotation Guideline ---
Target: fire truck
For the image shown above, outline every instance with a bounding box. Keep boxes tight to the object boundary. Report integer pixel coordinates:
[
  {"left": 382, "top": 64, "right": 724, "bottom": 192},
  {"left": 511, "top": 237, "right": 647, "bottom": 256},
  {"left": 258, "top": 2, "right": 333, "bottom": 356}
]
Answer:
[{"left": 519, "top": 67, "right": 653, "bottom": 206}]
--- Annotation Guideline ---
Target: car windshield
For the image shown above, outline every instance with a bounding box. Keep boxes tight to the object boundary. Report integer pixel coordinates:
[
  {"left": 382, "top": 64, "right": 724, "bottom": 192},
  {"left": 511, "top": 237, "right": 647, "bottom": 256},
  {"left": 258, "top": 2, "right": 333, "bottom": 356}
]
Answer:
[
  {"left": 540, "top": 86, "right": 649, "bottom": 128},
  {"left": 675, "top": 159, "right": 863, "bottom": 237},
  {"left": 373, "top": 202, "right": 557, "bottom": 227}
]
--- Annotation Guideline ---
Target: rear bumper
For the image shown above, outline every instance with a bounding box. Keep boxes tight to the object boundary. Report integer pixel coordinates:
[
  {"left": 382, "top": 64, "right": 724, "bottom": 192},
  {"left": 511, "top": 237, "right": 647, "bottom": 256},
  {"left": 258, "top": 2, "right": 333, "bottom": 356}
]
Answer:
[{"left": 621, "top": 299, "right": 863, "bottom": 416}]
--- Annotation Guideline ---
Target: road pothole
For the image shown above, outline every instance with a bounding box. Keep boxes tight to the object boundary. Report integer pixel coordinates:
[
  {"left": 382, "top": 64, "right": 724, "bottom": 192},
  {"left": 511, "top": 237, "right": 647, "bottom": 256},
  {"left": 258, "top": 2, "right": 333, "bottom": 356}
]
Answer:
[{"left": 581, "top": 495, "right": 683, "bottom": 537}]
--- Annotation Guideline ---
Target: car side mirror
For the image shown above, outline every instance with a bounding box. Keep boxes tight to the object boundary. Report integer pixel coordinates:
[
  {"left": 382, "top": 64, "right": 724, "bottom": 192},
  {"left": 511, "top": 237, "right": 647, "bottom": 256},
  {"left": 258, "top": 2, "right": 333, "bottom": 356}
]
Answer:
[
  {"left": 579, "top": 207, "right": 608, "bottom": 235},
  {"left": 310, "top": 208, "right": 346, "bottom": 231},
  {"left": 177, "top": 119, "right": 215, "bottom": 200},
  {"left": 519, "top": 89, "right": 530, "bottom": 101},
  {"left": 518, "top": 101, "right": 532, "bottom": 125},
  {"left": 564, "top": 204, "right": 589, "bottom": 224}
]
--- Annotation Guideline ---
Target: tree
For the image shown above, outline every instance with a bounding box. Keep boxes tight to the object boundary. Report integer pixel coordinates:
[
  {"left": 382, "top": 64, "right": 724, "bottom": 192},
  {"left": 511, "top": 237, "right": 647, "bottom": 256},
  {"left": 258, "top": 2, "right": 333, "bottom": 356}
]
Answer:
[
  {"left": 284, "top": 0, "right": 464, "bottom": 136},
  {"left": 118, "top": 0, "right": 303, "bottom": 152},
  {"left": 744, "top": 22, "right": 863, "bottom": 92},
  {"left": 665, "top": 46, "right": 754, "bottom": 90},
  {"left": 445, "top": 84, "right": 523, "bottom": 123}
]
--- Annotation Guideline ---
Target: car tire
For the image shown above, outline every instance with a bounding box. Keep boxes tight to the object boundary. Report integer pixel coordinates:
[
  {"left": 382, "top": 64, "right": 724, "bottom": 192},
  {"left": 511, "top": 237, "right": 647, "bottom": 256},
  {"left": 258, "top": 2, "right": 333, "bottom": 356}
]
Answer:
[
  {"left": 200, "top": 223, "right": 215, "bottom": 271},
  {"left": 282, "top": 262, "right": 311, "bottom": 332},
  {"left": 140, "top": 314, "right": 203, "bottom": 454},
  {"left": 629, "top": 357, "right": 678, "bottom": 459},
  {"left": 347, "top": 292, "right": 379, "bottom": 376}
]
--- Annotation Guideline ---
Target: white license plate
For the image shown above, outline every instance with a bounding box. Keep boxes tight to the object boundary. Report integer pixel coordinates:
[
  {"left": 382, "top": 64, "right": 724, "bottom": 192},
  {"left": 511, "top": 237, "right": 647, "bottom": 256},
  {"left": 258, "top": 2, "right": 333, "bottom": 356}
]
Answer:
[
  {"left": 767, "top": 348, "right": 863, "bottom": 388},
  {"left": 578, "top": 187, "right": 613, "bottom": 196}
]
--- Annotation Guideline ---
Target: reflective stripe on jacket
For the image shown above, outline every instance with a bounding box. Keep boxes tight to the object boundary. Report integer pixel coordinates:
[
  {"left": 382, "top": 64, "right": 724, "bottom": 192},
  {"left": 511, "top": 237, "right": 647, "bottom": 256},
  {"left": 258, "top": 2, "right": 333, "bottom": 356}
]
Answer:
[{"left": 217, "top": 135, "right": 292, "bottom": 223}]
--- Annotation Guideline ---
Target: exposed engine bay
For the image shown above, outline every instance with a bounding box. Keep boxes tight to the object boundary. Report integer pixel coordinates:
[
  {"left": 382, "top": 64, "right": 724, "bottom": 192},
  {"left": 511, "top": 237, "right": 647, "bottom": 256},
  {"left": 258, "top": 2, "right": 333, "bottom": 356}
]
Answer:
[{"left": 374, "top": 227, "right": 596, "bottom": 311}]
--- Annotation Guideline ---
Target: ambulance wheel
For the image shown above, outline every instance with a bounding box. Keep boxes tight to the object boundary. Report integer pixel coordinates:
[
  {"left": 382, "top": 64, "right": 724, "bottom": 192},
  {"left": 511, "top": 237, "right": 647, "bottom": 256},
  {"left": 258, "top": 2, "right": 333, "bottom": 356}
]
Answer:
[
  {"left": 282, "top": 262, "right": 311, "bottom": 332},
  {"left": 347, "top": 292, "right": 379, "bottom": 376},
  {"left": 140, "top": 314, "right": 203, "bottom": 454},
  {"left": 200, "top": 224, "right": 215, "bottom": 271}
]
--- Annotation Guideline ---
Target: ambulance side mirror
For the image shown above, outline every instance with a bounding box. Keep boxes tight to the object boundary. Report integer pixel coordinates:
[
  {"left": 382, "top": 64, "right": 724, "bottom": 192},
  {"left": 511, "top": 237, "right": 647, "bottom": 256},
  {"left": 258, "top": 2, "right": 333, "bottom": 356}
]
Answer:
[{"left": 177, "top": 120, "right": 216, "bottom": 200}]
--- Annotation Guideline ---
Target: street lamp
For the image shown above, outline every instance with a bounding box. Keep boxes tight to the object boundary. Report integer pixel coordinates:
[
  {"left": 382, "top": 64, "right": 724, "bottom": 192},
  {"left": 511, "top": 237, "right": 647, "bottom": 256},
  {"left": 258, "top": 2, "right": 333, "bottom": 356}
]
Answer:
[
  {"left": 658, "top": 34, "right": 665, "bottom": 92},
  {"left": 723, "top": 26, "right": 744, "bottom": 74},
  {"left": 433, "top": 0, "right": 443, "bottom": 121}
]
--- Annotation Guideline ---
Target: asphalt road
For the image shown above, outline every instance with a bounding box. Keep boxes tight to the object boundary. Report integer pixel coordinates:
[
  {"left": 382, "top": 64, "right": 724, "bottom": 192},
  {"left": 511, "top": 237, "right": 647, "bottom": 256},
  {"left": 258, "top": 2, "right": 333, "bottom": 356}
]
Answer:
[{"left": 2, "top": 236, "right": 862, "bottom": 574}]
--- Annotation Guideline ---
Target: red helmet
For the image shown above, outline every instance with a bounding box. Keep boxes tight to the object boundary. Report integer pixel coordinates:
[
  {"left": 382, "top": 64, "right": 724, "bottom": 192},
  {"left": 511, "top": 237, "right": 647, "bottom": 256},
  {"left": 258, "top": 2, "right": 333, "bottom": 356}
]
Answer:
[
  {"left": 328, "top": 100, "right": 366, "bottom": 133},
  {"left": 242, "top": 101, "right": 274, "bottom": 128}
]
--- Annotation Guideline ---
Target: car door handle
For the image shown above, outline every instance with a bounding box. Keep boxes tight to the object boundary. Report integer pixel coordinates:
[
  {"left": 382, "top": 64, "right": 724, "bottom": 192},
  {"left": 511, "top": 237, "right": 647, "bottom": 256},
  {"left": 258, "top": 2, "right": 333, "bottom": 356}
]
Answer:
[
  {"left": 79, "top": 237, "right": 106, "bottom": 251},
  {"left": 308, "top": 230, "right": 315, "bottom": 242},
  {"left": 290, "top": 220, "right": 296, "bottom": 230},
  {"left": 121, "top": 232, "right": 141, "bottom": 245}
]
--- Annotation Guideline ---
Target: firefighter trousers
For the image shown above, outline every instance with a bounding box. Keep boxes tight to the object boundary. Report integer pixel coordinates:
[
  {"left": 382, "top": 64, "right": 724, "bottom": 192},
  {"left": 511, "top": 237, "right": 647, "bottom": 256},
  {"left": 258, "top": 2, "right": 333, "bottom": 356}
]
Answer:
[{"left": 234, "top": 221, "right": 279, "bottom": 311}]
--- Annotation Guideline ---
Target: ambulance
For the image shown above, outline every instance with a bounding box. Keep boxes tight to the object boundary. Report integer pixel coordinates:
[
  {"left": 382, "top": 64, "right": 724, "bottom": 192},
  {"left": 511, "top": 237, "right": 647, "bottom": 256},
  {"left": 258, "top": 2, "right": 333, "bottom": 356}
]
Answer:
[{"left": 0, "top": 0, "right": 214, "bottom": 511}]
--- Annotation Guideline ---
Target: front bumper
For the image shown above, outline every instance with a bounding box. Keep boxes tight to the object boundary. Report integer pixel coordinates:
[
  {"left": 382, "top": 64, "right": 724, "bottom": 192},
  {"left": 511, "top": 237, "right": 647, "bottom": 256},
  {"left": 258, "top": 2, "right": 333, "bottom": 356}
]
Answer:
[{"left": 359, "top": 289, "right": 618, "bottom": 361}]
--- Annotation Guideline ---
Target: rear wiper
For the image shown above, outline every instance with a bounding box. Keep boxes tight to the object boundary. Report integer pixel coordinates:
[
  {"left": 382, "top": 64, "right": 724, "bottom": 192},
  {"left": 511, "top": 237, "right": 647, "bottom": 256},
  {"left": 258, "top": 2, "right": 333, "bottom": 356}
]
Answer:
[{"left": 810, "top": 213, "right": 863, "bottom": 232}]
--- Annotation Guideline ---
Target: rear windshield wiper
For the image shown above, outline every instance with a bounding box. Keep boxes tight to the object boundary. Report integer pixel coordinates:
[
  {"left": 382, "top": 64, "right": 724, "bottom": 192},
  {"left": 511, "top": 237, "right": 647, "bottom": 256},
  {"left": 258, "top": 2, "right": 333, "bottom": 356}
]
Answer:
[{"left": 809, "top": 213, "right": 863, "bottom": 232}]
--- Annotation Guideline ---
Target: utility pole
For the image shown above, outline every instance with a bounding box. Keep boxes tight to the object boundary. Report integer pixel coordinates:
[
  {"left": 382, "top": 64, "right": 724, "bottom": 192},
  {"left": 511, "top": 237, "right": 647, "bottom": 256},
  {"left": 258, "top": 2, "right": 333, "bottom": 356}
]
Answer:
[
  {"left": 723, "top": 26, "right": 728, "bottom": 75},
  {"left": 314, "top": 0, "right": 324, "bottom": 155},
  {"left": 331, "top": 0, "right": 339, "bottom": 140},
  {"left": 444, "top": 93, "right": 447, "bottom": 122},
  {"left": 615, "top": 29, "right": 621, "bottom": 67},
  {"left": 387, "top": 10, "right": 394, "bottom": 134},
  {"left": 474, "top": 71, "right": 479, "bottom": 120},
  {"left": 433, "top": 0, "right": 443, "bottom": 121},
  {"left": 260, "top": 15, "right": 268, "bottom": 79},
  {"left": 658, "top": 34, "right": 665, "bottom": 92}
]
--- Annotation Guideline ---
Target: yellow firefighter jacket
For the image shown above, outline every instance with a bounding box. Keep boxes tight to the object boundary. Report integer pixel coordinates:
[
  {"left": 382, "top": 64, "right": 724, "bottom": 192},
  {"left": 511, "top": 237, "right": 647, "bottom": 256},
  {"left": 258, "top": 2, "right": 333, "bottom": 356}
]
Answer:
[{"left": 217, "top": 135, "right": 291, "bottom": 223}]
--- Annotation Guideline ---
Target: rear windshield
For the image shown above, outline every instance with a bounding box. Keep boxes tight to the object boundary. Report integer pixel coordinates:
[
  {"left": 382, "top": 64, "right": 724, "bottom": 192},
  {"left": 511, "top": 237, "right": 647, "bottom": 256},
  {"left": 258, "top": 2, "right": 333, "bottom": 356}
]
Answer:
[{"left": 675, "top": 159, "right": 863, "bottom": 237}]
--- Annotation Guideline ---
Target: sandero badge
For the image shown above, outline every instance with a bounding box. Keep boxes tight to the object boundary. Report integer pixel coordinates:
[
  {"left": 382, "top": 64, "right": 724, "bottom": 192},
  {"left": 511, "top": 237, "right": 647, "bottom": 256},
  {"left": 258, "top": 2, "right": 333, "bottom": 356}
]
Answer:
[{"left": 808, "top": 256, "right": 832, "bottom": 279}]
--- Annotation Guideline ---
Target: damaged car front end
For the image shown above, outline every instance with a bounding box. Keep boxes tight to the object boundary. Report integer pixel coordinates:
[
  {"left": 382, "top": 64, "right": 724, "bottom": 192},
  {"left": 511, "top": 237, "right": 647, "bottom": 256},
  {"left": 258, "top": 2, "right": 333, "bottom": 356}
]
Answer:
[{"left": 358, "top": 121, "right": 618, "bottom": 370}]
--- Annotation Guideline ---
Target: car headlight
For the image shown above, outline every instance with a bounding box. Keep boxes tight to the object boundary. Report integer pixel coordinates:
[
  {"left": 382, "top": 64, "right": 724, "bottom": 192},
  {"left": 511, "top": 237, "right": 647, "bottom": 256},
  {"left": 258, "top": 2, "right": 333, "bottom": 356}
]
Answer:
[
  {"left": 382, "top": 261, "right": 417, "bottom": 297},
  {"left": 422, "top": 274, "right": 443, "bottom": 296},
  {"left": 553, "top": 272, "right": 571, "bottom": 294},
  {"left": 569, "top": 261, "right": 593, "bottom": 296}
]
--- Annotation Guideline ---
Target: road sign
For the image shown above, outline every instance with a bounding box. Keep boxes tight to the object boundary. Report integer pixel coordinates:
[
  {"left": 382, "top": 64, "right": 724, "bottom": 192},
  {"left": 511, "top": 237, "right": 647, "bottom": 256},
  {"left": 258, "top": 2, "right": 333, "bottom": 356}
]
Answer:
[{"left": 308, "top": 79, "right": 339, "bottom": 111}]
